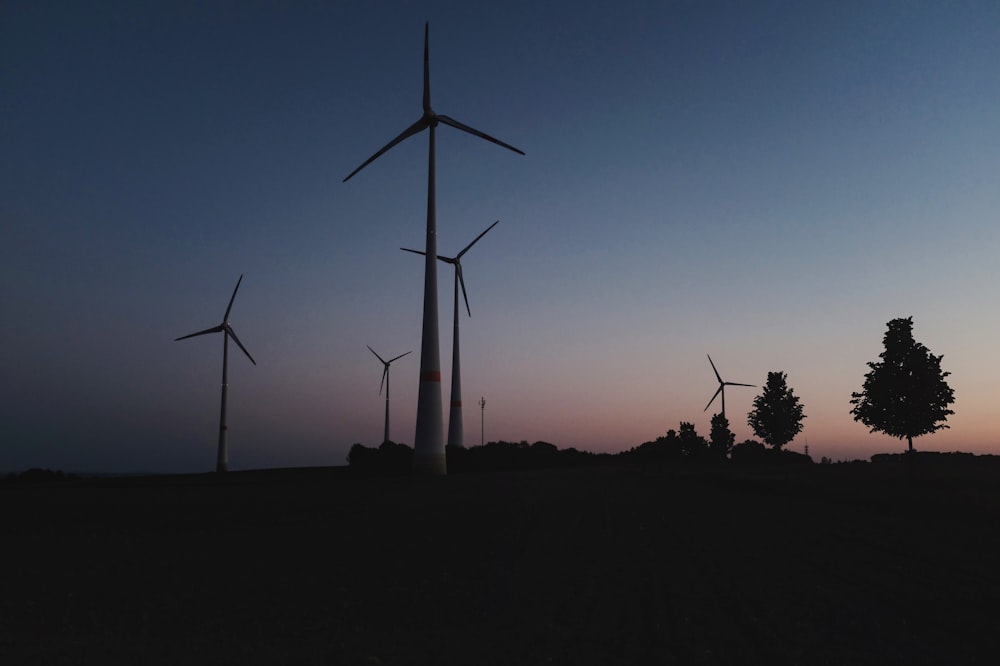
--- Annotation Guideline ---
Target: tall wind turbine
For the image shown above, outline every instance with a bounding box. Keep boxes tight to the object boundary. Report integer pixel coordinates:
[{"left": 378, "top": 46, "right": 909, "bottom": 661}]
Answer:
[
  {"left": 343, "top": 23, "right": 523, "bottom": 475},
  {"left": 367, "top": 346, "right": 412, "bottom": 445},
  {"left": 403, "top": 219, "right": 499, "bottom": 448},
  {"left": 176, "top": 274, "right": 256, "bottom": 473},
  {"left": 703, "top": 354, "right": 755, "bottom": 420}
]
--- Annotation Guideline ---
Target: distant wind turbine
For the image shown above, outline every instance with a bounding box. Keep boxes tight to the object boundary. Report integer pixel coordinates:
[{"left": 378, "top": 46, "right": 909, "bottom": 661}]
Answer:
[
  {"left": 343, "top": 23, "right": 523, "bottom": 475},
  {"left": 703, "top": 354, "right": 755, "bottom": 420},
  {"left": 403, "top": 219, "right": 499, "bottom": 448},
  {"left": 367, "top": 346, "right": 413, "bottom": 445},
  {"left": 176, "top": 274, "right": 256, "bottom": 473}
]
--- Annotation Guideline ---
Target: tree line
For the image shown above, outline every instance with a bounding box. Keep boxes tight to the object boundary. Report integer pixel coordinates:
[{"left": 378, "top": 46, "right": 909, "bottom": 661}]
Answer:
[{"left": 349, "top": 316, "right": 956, "bottom": 473}]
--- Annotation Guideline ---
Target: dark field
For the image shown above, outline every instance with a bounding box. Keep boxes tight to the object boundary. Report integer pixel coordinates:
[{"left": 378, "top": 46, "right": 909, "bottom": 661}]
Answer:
[{"left": 3, "top": 463, "right": 999, "bottom": 665}]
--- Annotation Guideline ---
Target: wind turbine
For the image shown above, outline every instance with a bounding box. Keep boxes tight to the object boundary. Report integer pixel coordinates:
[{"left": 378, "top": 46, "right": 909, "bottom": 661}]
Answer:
[
  {"left": 343, "top": 23, "right": 523, "bottom": 475},
  {"left": 367, "top": 346, "right": 413, "bottom": 445},
  {"left": 703, "top": 354, "right": 755, "bottom": 420},
  {"left": 403, "top": 219, "right": 499, "bottom": 449},
  {"left": 175, "top": 274, "right": 256, "bottom": 473}
]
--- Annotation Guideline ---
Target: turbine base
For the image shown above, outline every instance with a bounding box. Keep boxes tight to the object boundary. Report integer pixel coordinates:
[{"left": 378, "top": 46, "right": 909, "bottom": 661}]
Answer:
[{"left": 413, "top": 451, "right": 447, "bottom": 475}]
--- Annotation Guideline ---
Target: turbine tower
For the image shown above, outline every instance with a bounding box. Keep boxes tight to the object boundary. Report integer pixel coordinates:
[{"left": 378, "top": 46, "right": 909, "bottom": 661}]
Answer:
[
  {"left": 367, "top": 346, "right": 412, "bottom": 445},
  {"left": 343, "top": 23, "right": 523, "bottom": 474},
  {"left": 176, "top": 274, "right": 257, "bottom": 473},
  {"left": 403, "top": 219, "right": 499, "bottom": 448},
  {"left": 703, "top": 354, "right": 755, "bottom": 420}
]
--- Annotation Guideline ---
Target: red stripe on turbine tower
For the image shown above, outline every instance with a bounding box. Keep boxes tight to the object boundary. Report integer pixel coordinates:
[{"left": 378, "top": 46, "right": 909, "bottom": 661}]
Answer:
[{"left": 422, "top": 371, "right": 441, "bottom": 382}]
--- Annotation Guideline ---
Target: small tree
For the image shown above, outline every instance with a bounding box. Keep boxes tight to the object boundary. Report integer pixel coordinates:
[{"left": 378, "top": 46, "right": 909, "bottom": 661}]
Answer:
[
  {"left": 677, "top": 422, "right": 708, "bottom": 459},
  {"left": 850, "top": 317, "right": 955, "bottom": 452},
  {"left": 709, "top": 413, "right": 735, "bottom": 459},
  {"left": 731, "top": 439, "right": 766, "bottom": 463},
  {"left": 747, "top": 371, "right": 806, "bottom": 449}
]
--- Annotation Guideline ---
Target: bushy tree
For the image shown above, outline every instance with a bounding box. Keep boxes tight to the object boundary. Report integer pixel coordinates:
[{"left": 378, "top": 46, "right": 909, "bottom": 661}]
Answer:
[
  {"left": 731, "top": 439, "right": 766, "bottom": 463},
  {"left": 850, "top": 317, "right": 955, "bottom": 452},
  {"left": 678, "top": 422, "right": 708, "bottom": 459},
  {"left": 709, "top": 413, "right": 735, "bottom": 459},
  {"left": 747, "top": 371, "right": 806, "bottom": 449}
]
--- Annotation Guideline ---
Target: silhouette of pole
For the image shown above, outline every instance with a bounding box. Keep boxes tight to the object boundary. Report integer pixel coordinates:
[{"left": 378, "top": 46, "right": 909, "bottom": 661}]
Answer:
[
  {"left": 414, "top": 118, "right": 445, "bottom": 470},
  {"left": 218, "top": 331, "right": 229, "bottom": 472},
  {"left": 384, "top": 361, "right": 391, "bottom": 444},
  {"left": 479, "top": 396, "right": 486, "bottom": 447},
  {"left": 448, "top": 265, "right": 463, "bottom": 447},
  {"left": 343, "top": 24, "right": 523, "bottom": 474}
]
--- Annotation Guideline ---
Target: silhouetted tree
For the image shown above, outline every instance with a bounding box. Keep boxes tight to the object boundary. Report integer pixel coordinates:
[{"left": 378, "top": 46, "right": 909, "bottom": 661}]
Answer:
[
  {"left": 747, "top": 371, "right": 806, "bottom": 449},
  {"left": 678, "top": 422, "right": 708, "bottom": 460},
  {"left": 850, "top": 317, "right": 955, "bottom": 453},
  {"left": 347, "top": 443, "right": 375, "bottom": 468},
  {"left": 378, "top": 441, "right": 413, "bottom": 471},
  {"left": 622, "top": 429, "right": 685, "bottom": 464},
  {"left": 709, "top": 413, "right": 735, "bottom": 459},
  {"left": 531, "top": 441, "right": 559, "bottom": 467},
  {"left": 730, "top": 439, "right": 766, "bottom": 463},
  {"left": 348, "top": 441, "right": 412, "bottom": 473}
]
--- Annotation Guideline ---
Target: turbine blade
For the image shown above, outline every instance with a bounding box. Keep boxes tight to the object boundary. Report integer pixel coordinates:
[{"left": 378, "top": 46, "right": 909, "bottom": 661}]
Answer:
[
  {"left": 436, "top": 114, "right": 525, "bottom": 156},
  {"left": 457, "top": 265, "right": 471, "bottom": 317},
  {"left": 707, "top": 354, "right": 722, "bottom": 384},
  {"left": 379, "top": 366, "right": 387, "bottom": 395},
  {"left": 704, "top": 386, "right": 722, "bottom": 412},
  {"left": 423, "top": 22, "right": 431, "bottom": 113},
  {"left": 456, "top": 220, "right": 500, "bottom": 259},
  {"left": 367, "top": 345, "right": 387, "bottom": 364},
  {"left": 343, "top": 117, "right": 429, "bottom": 183},
  {"left": 224, "top": 274, "right": 243, "bottom": 322},
  {"left": 401, "top": 247, "right": 427, "bottom": 256},
  {"left": 727, "top": 382, "right": 756, "bottom": 388},
  {"left": 226, "top": 327, "right": 256, "bottom": 365},
  {"left": 388, "top": 350, "right": 413, "bottom": 364},
  {"left": 175, "top": 325, "right": 224, "bottom": 341}
]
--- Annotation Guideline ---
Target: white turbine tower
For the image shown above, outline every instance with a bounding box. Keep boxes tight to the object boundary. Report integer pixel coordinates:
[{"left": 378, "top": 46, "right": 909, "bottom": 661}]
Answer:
[
  {"left": 403, "top": 219, "right": 499, "bottom": 448},
  {"left": 703, "top": 354, "right": 755, "bottom": 420},
  {"left": 176, "top": 274, "right": 256, "bottom": 473},
  {"left": 367, "top": 346, "right": 412, "bottom": 445},
  {"left": 343, "top": 23, "right": 523, "bottom": 475}
]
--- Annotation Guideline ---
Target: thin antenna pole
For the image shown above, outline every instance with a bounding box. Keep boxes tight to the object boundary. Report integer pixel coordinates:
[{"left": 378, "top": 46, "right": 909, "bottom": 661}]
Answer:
[{"left": 479, "top": 396, "right": 486, "bottom": 447}]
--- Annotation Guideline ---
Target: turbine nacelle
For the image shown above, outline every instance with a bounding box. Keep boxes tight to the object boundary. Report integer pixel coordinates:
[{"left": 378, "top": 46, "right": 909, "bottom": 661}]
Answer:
[
  {"left": 175, "top": 274, "right": 256, "bottom": 366},
  {"left": 342, "top": 24, "right": 522, "bottom": 184},
  {"left": 703, "top": 354, "right": 755, "bottom": 416},
  {"left": 401, "top": 220, "right": 498, "bottom": 318},
  {"left": 367, "top": 345, "right": 412, "bottom": 395}
]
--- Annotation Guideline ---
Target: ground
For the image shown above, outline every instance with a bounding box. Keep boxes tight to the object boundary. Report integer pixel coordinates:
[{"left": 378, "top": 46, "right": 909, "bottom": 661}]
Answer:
[{"left": 3, "top": 462, "right": 999, "bottom": 664}]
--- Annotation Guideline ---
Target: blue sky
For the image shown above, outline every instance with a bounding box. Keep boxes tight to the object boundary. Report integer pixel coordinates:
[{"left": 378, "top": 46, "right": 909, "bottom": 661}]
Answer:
[{"left": 2, "top": 1, "right": 998, "bottom": 473}]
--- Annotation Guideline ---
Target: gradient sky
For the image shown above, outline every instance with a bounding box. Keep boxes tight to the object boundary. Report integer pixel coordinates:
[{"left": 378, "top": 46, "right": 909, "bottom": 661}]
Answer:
[{"left": 2, "top": 1, "right": 998, "bottom": 473}]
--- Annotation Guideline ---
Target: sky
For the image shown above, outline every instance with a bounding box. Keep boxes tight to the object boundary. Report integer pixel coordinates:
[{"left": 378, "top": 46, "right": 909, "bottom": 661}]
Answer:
[{"left": 2, "top": 1, "right": 998, "bottom": 473}]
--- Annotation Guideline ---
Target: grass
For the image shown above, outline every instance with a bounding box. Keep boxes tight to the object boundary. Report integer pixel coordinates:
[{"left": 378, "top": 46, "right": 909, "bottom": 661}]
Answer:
[{"left": 3, "top": 463, "right": 999, "bottom": 664}]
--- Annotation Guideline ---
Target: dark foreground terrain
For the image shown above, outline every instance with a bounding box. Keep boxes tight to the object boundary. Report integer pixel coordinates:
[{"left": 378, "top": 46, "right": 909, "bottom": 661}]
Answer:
[{"left": 3, "top": 463, "right": 999, "bottom": 665}]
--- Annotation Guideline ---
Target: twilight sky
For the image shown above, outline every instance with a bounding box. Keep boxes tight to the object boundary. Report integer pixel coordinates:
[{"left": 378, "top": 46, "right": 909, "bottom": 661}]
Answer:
[{"left": 2, "top": 1, "right": 998, "bottom": 473}]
